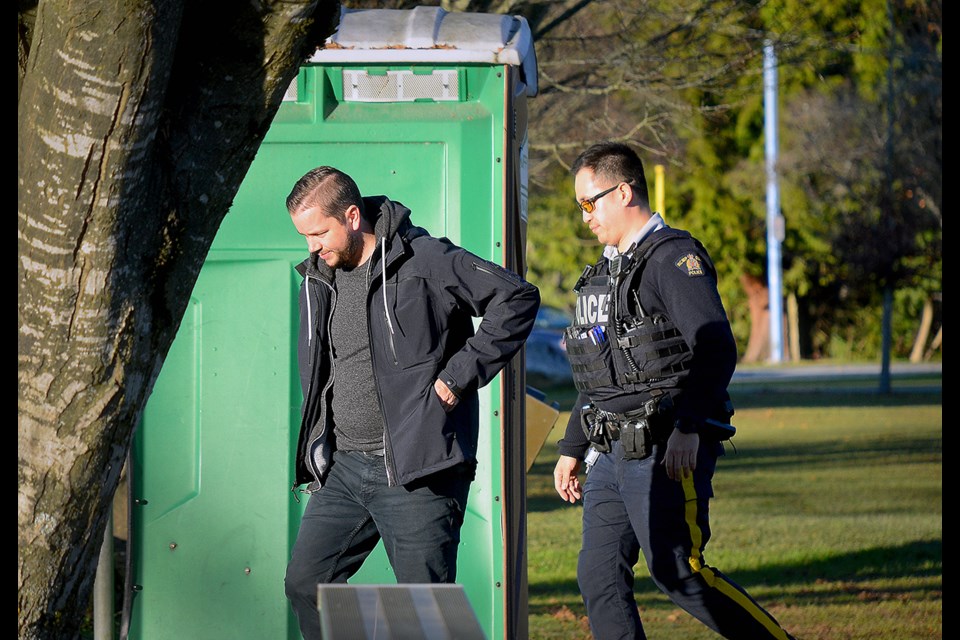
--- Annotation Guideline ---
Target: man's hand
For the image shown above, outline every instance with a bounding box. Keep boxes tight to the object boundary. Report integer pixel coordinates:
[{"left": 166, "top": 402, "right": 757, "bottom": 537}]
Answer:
[
  {"left": 662, "top": 430, "right": 699, "bottom": 481},
  {"left": 434, "top": 378, "right": 460, "bottom": 412},
  {"left": 554, "top": 455, "right": 583, "bottom": 503}
]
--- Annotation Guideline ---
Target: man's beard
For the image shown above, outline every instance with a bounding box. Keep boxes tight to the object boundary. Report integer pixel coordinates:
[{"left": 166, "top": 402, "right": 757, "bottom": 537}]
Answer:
[{"left": 330, "top": 229, "right": 366, "bottom": 270}]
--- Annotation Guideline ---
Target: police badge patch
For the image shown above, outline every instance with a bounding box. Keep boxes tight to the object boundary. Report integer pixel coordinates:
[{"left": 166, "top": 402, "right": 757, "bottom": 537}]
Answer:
[{"left": 675, "top": 253, "right": 705, "bottom": 276}]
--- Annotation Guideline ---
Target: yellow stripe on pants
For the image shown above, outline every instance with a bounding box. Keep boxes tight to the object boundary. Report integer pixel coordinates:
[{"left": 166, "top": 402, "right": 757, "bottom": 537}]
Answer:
[{"left": 680, "top": 474, "right": 790, "bottom": 640}]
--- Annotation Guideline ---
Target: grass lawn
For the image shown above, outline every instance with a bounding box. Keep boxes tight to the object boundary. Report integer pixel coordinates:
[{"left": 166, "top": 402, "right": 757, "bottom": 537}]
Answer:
[{"left": 526, "top": 387, "right": 942, "bottom": 640}]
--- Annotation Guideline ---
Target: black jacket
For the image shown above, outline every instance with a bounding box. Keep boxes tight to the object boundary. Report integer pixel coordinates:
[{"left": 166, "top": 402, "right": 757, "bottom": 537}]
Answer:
[
  {"left": 558, "top": 225, "right": 737, "bottom": 458},
  {"left": 293, "top": 196, "right": 540, "bottom": 489}
]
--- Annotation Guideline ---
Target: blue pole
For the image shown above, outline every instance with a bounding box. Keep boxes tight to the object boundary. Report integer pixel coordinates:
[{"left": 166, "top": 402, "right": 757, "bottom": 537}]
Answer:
[{"left": 764, "top": 40, "right": 784, "bottom": 363}]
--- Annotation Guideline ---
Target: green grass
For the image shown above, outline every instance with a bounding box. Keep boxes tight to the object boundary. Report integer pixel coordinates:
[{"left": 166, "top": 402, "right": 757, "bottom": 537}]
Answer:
[{"left": 526, "top": 388, "right": 942, "bottom": 640}]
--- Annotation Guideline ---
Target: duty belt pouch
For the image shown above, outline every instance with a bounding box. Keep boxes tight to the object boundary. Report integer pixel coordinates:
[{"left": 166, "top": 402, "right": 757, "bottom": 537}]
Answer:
[
  {"left": 620, "top": 419, "right": 652, "bottom": 461},
  {"left": 581, "top": 405, "right": 611, "bottom": 453},
  {"left": 645, "top": 392, "right": 675, "bottom": 443}
]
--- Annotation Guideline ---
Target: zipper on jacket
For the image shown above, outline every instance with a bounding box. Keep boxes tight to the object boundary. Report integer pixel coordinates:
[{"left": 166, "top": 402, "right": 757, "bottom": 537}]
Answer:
[
  {"left": 471, "top": 261, "right": 524, "bottom": 288},
  {"left": 373, "top": 240, "right": 399, "bottom": 366},
  {"left": 305, "top": 274, "right": 320, "bottom": 370},
  {"left": 305, "top": 276, "right": 336, "bottom": 486},
  {"left": 372, "top": 365, "right": 397, "bottom": 487},
  {"left": 386, "top": 325, "right": 398, "bottom": 366},
  {"left": 368, "top": 239, "right": 398, "bottom": 485},
  {"left": 305, "top": 276, "right": 314, "bottom": 350}
]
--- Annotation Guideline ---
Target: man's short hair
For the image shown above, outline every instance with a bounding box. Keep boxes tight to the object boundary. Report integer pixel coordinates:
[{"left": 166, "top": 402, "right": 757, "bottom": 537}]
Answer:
[
  {"left": 571, "top": 142, "right": 650, "bottom": 209},
  {"left": 286, "top": 166, "right": 365, "bottom": 223}
]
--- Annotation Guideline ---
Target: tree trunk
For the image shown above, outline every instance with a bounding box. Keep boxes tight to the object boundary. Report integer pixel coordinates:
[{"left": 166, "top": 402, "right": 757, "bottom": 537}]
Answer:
[
  {"left": 879, "top": 286, "right": 893, "bottom": 394},
  {"left": 17, "top": 2, "right": 340, "bottom": 638},
  {"left": 925, "top": 325, "right": 941, "bottom": 360},
  {"left": 740, "top": 272, "right": 770, "bottom": 363},
  {"left": 786, "top": 291, "right": 801, "bottom": 362},
  {"left": 909, "top": 297, "right": 934, "bottom": 363}
]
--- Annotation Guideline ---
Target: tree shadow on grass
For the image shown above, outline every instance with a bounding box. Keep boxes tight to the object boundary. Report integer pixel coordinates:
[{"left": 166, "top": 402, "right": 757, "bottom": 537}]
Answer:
[
  {"left": 528, "top": 539, "right": 942, "bottom": 615},
  {"left": 730, "top": 388, "right": 941, "bottom": 410},
  {"left": 530, "top": 382, "right": 942, "bottom": 413},
  {"left": 715, "top": 433, "right": 942, "bottom": 472},
  {"left": 526, "top": 433, "right": 941, "bottom": 514}
]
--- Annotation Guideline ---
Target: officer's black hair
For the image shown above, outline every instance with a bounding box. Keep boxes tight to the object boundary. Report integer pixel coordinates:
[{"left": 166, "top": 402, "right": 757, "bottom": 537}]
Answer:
[{"left": 571, "top": 142, "right": 651, "bottom": 210}]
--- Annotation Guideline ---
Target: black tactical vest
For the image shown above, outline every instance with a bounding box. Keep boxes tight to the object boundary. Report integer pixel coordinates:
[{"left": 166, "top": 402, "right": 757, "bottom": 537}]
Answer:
[{"left": 564, "top": 229, "right": 695, "bottom": 402}]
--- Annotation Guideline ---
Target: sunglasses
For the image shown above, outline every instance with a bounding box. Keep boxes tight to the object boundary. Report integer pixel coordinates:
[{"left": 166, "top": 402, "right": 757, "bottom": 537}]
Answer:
[{"left": 577, "top": 183, "right": 623, "bottom": 214}]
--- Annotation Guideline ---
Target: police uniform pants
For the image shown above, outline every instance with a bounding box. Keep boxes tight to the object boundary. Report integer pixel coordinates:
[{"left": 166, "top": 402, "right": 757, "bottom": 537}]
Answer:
[{"left": 578, "top": 439, "right": 794, "bottom": 640}]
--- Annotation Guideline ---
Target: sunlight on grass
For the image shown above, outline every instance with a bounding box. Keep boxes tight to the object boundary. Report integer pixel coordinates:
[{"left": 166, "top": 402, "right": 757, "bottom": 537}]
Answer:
[{"left": 527, "top": 389, "right": 942, "bottom": 639}]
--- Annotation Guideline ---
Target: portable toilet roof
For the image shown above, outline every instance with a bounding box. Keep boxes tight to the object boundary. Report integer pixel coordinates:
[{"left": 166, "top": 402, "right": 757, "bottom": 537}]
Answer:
[{"left": 308, "top": 5, "right": 538, "bottom": 96}]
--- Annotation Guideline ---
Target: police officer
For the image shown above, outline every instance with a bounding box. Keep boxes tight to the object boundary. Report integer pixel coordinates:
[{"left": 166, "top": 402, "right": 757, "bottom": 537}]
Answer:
[{"left": 553, "top": 142, "right": 796, "bottom": 639}]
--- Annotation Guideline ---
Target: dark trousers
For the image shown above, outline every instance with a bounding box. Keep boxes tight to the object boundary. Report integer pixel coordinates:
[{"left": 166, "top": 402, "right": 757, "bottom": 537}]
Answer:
[
  {"left": 284, "top": 449, "right": 473, "bottom": 640},
  {"left": 578, "top": 439, "right": 794, "bottom": 640}
]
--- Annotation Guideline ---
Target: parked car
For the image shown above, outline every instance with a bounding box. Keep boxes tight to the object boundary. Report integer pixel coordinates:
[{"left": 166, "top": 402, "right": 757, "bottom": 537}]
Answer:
[{"left": 525, "top": 305, "right": 575, "bottom": 389}]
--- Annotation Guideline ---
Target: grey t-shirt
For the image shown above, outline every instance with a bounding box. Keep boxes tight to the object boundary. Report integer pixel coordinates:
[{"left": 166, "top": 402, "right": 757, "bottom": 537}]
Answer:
[{"left": 330, "top": 263, "right": 385, "bottom": 452}]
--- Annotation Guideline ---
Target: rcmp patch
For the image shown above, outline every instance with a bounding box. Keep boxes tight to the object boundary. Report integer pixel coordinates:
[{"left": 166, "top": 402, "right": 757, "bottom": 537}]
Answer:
[{"left": 675, "top": 253, "right": 705, "bottom": 276}]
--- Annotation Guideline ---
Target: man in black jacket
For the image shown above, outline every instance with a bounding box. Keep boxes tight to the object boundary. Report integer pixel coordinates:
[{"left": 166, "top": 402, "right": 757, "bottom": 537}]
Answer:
[
  {"left": 553, "top": 143, "right": 796, "bottom": 639},
  {"left": 283, "top": 166, "right": 539, "bottom": 639}
]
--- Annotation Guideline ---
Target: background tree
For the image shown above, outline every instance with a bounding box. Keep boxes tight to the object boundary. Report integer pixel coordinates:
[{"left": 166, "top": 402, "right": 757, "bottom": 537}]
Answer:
[
  {"left": 523, "top": 167, "right": 597, "bottom": 310},
  {"left": 760, "top": 0, "right": 942, "bottom": 361},
  {"left": 521, "top": 0, "right": 940, "bottom": 364},
  {"left": 17, "top": 1, "right": 340, "bottom": 637}
]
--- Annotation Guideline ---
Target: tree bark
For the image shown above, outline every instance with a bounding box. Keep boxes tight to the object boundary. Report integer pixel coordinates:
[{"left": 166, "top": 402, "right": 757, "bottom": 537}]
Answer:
[
  {"left": 17, "top": 2, "right": 340, "bottom": 638},
  {"left": 925, "top": 326, "right": 941, "bottom": 360},
  {"left": 910, "top": 297, "right": 934, "bottom": 363},
  {"left": 740, "top": 272, "right": 770, "bottom": 363},
  {"left": 787, "top": 291, "right": 801, "bottom": 362}
]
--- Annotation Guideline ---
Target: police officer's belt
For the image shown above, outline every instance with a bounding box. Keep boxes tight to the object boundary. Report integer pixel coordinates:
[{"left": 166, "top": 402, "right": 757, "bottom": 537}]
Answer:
[
  {"left": 594, "top": 406, "right": 668, "bottom": 442},
  {"left": 589, "top": 406, "right": 666, "bottom": 461},
  {"left": 596, "top": 409, "right": 647, "bottom": 440},
  {"left": 581, "top": 394, "right": 675, "bottom": 460}
]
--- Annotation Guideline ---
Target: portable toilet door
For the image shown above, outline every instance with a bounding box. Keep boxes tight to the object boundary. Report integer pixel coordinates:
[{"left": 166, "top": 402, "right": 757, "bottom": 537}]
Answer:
[{"left": 128, "top": 6, "right": 538, "bottom": 640}]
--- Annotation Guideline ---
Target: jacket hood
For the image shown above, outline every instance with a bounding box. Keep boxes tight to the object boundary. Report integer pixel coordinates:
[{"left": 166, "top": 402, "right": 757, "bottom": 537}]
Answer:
[
  {"left": 366, "top": 195, "right": 413, "bottom": 246},
  {"left": 294, "top": 195, "right": 426, "bottom": 280}
]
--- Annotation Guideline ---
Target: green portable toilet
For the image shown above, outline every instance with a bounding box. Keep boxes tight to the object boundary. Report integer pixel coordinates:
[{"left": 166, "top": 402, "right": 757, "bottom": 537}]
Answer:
[{"left": 128, "top": 6, "right": 538, "bottom": 639}]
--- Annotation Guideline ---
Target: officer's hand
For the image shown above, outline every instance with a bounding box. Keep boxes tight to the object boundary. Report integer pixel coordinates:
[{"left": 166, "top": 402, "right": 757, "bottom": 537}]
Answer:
[
  {"left": 554, "top": 455, "right": 583, "bottom": 503},
  {"left": 662, "top": 430, "right": 699, "bottom": 481},
  {"left": 434, "top": 379, "right": 459, "bottom": 413}
]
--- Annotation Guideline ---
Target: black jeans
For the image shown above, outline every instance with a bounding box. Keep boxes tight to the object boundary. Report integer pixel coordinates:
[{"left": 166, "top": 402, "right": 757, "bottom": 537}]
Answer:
[{"left": 284, "top": 449, "right": 473, "bottom": 640}]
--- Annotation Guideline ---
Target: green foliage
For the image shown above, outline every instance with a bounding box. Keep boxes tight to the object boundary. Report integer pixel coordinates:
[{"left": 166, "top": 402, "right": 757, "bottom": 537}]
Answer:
[
  {"left": 814, "top": 285, "right": 941, "bottom": 360},
  {"left": 525, "top": 168, "right": 599, "bottom": 311},
  {"left": 659, "top": 0, "right": 942, "bottom": 360},
  {"left": 523, "top": 0, "right": 940, "bottom": 361}
]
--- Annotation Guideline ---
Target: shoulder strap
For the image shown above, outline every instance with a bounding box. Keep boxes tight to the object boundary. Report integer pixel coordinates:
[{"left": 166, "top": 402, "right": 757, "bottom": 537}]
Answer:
[
  {"left": 618, "top": 228, "right": 692, "bottom": 318},
  {"left": 618, "top": 228, "right": 690, "bottom": 287},
  {"left": 632, "top": 228, "right": 691, "bottom": 267},
  {"left": 573, "top": 254, "right": 608, "bottom": 292},
  {"left": 575, "top": 228, "right": 690, "bottom": 293}
]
